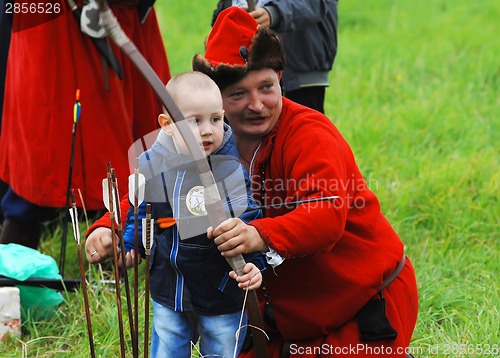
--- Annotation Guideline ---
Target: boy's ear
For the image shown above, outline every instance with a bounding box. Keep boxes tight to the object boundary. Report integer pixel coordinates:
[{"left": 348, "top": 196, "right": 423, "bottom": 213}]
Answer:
[{"left": 158, "top": 114, "right": 174, "bottom": 136}]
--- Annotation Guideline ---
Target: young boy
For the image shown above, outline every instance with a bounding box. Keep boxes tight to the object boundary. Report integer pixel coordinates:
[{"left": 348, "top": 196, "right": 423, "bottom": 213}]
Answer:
[{"left": 95, "top": 72, "right": 264, "bottom": 357}]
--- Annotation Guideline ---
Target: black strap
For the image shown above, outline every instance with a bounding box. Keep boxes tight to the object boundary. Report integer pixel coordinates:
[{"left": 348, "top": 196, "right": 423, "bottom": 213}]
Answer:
[
  {"left": 138, "top": 0, "right": 155, "bottom": 23},
  {"left": 68, "top": 3, "right": 123, "bottom": 78}
]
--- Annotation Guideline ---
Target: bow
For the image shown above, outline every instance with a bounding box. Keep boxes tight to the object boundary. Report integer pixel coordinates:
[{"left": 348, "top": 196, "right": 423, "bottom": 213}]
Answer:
[
  {"left": 247, "top": 0, "right": 256, "bottom": 11},
  {"left": 97, "top": 2, "right": 267, "bottom": 356}
]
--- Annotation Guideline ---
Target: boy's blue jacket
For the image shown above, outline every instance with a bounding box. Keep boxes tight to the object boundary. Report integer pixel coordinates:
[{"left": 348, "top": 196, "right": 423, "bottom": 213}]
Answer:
[{"left": 123, "top": 124, "right": 264, "bottom": 315}]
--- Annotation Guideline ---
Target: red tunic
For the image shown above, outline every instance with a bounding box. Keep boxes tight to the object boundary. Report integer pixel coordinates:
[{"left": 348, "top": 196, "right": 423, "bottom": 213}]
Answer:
[
  {"left": 241, "top": 98, "right": 418, "bottom": 357},
  {"left": 0, "top": 2, "right": 170, "bottom": 210}
]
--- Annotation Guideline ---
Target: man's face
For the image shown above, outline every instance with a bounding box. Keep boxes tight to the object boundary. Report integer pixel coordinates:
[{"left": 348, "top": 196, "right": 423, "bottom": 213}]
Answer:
[{"left": 221, "top": 69, "right": 282, "bottom": 141}]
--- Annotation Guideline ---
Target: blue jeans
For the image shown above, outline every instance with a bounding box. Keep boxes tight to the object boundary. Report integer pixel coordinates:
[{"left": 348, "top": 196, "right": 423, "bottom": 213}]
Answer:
[{"left": 150, "top": 300, "right": 247, "bottom": 358}]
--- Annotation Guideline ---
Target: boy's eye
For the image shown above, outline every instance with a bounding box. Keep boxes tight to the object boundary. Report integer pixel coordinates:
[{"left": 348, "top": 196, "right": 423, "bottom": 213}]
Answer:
[{"left": 212, "top": 117, "right": 221, "bottom": 122}]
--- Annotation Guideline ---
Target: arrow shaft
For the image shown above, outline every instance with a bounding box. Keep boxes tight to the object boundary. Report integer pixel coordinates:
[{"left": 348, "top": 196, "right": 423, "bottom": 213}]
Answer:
[
  {"left": 70, "top": 190, "right": 95, "bottom": 358},
  {"left": 111, "top": 169, "right": 138, "bottom": 358},
  {"left": 143, "top": 204, "right": 152, "bottom": 358},
  {"left": 107, "top": 169, "right": 126, "bottom": 358},
  {"left": 78, "top": 245, "right": 96, "bottom": 358}
]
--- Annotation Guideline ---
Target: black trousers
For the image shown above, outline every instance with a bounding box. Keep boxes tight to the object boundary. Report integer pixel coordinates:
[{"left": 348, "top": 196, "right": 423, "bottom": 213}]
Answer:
[{"left": 284, "top": 86, "right": 326, "bottom": 114}]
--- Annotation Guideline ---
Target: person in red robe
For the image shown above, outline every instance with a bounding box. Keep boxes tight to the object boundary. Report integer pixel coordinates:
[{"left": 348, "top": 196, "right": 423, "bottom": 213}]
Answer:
[
  {"left": 85, "top": 7, "right": 418, "bottom": 357},
  {"left": 194, "top": 7, "right": 418, "bottom": 357},
  {"left": 0, "top": 0, "right": 170, "bottom": 249}
]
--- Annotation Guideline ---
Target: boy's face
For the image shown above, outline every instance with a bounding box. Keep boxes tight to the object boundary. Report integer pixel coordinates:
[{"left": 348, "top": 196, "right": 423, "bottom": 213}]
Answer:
[{"left": 160, "top": 86, "right": 224, "bottom": 156}]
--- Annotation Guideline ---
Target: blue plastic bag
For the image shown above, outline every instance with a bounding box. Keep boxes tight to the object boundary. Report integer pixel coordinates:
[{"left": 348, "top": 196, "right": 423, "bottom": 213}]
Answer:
[{"left": 0, "top": 244, "right": 63, "bottom": 320}]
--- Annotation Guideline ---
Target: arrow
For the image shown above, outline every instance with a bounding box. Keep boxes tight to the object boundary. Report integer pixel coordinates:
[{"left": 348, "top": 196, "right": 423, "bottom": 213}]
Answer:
[
  {"left": 156, "top": 217, "right": 176, "bottom": 229},
  {"left": 102, "top": 178, "right": 118, "bottom": 225},
  {"left": 104, "top": 163, "right": 126, "bottom": 358},
  {"left": 69, "top": 190, "right": 95, "bottom": 358},
  {"left": 143, "top": 204, "right": 153, "bottom": 358},
  {"left": 60, "top": 89, "right": 82, "bottom": 277},
  {"left": 111, "top": 168, "right": 137, "bottom": 358},
  {"left": 128, "top": 159, "right": 145, "bottom": 358}
]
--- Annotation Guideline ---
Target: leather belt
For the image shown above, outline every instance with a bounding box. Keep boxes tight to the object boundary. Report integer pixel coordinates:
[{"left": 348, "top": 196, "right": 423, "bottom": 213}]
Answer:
[{"left": 379, "top": 254, "right": 406, "bottom": 292}]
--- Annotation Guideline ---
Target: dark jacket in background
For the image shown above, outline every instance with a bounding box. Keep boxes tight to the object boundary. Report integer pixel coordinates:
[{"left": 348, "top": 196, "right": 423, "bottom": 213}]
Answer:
[{"left": 213, "top": 0, "right": 338, "bottom": 93}]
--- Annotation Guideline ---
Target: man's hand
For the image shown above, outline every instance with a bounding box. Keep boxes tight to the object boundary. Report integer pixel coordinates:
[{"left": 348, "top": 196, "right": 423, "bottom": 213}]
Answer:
[
  {"left": 207, "top": 218, "right": 268, "bottom": 257},
  {"left": 85, "top": 227, "right": 141, "bottom": 269},
  {"left": 229, "top": 262, "right": 262, "bottom": 290},
  {"left": 85, "top": 227, "right": 114, "bottom": 263}
]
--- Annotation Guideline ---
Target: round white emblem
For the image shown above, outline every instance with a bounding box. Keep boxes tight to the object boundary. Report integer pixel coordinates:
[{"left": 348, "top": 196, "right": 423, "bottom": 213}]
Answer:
[{"left": 186, "top": 186, "right": 207, "bottom": 216}]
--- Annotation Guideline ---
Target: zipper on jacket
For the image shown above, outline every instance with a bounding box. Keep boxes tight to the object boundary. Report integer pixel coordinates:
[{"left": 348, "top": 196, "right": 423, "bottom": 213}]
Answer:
[{"left": 170, "top": 170, "right": 186, "bottom": 311}]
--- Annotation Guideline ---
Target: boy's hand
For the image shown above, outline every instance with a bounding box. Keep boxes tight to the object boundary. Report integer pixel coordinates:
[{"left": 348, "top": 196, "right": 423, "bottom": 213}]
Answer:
[
  {"left": 122, "top": 249, "right": 142, "bottom": 269},
  {"left": 229, "top": 262, "right": 262, "bottom": 291}
]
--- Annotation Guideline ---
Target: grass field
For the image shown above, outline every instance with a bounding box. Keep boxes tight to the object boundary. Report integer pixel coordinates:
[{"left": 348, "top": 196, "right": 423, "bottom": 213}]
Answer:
[{"left": 1, "top": 0, "right": 498, "bottom": 356}]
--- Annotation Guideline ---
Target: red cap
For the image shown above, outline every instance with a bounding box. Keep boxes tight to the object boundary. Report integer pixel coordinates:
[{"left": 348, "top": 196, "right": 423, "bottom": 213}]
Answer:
[
  {"left": 193, "top": 6, "right": 285, "bottom": 90},
  {"left": 205, "top": 7, "right": 259, "bottom": 67}
]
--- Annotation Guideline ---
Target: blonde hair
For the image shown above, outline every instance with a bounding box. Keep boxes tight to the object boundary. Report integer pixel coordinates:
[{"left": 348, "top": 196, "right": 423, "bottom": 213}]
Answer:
[{"left": 165, "top": 71, "right": 221, "bottom": 104}]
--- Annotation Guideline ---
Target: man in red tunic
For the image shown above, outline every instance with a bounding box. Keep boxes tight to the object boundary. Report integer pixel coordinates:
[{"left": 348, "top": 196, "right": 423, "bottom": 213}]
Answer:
[
  {"left": 0, "top": 1, "right": 170, "bottom": 249},
  {"left": 194, "top": 7, "right": 418, "bottom": 357}
]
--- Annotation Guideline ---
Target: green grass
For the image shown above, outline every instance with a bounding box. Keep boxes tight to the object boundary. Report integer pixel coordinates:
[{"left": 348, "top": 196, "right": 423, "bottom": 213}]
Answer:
[{"left": 1, "top": 0, "right": 499, "bottom": 356}]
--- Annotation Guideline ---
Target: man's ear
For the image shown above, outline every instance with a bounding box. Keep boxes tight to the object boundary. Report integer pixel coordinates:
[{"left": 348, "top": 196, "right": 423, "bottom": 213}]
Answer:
[{"left": 158, "top": 114, "right": 174, "bottom": 136}]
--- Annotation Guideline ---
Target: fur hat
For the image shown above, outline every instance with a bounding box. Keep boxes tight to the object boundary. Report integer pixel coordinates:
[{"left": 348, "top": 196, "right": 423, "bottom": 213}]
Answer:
[{"left": 193, "top": 6, "right": 285, "bottom": 91}]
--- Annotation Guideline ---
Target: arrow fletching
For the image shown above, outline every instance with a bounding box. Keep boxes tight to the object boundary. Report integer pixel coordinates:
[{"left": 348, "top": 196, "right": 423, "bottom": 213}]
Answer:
[
  {"left": 69, "top": 190, "right": 80, "bottom": 245},
  {"left": 73, "top": 89, "right": 81, "bottom": 127},
  {"left": 102, "top": 178, "right": 111, "bottom": 211},
  {"left": 156, "top": 217, "right": 176, "bottom": 229},
  {"left": 128, "top": 171, "right": 145, "bottom": 207},
  {"left": 142, "top": 218, "right": 154, "bottom": 254},
  {"left": 102, "top": 177, "right": 119, "bottom": 225}
]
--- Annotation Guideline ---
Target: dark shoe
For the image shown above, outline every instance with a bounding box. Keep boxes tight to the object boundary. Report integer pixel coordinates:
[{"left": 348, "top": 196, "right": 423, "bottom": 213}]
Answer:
[{"left": 0, "top": 218, "right": 42, "bottom": 250}]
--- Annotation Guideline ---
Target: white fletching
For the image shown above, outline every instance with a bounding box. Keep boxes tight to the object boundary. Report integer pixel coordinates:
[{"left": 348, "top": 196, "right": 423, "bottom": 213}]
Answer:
[
  {"left": 69, "top": 207, "right": 80, "bottom": 245},
  {"left": 102, "top": 178, "right": 119, "bottom": 225},
  {"left": 102, "top": 178, "right": 111, "bottom": 211},
  {"left": 128, "top": 172, "right": 145, "bottom": 207}
]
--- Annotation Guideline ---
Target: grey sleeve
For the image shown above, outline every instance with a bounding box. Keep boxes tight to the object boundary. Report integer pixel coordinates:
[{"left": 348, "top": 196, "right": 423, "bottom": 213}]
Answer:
[{"left": 262, "top": 0, "right": 337, "bottom": 32}]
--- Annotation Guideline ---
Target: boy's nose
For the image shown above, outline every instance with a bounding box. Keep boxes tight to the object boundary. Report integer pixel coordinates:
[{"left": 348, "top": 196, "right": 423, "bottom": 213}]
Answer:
[{"left": 199, "top": 122, "right": 213, "bottom": 136}]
